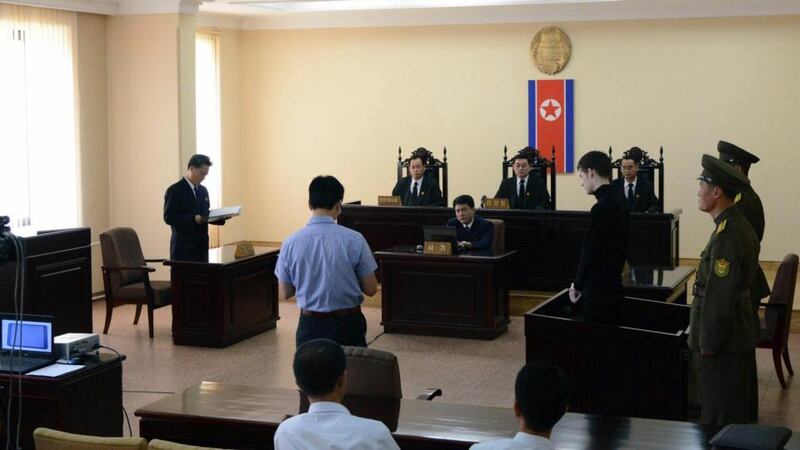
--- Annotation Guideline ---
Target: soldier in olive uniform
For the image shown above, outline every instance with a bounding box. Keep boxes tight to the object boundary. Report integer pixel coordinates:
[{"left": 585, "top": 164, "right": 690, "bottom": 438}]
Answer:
[
  {"left": 718, "top": 140, "right": 769, "bottom": 421},
  {"left": 690, "top": 154, "right": 760, "bottom": 427}
]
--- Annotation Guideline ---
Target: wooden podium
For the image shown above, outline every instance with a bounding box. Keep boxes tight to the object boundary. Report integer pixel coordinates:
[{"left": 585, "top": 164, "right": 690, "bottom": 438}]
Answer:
[
  {"left": 165, "top": 245, "right": 280, "bottom": 347},
  {"left": 0, "top": 228, "right": 92, "bottom": 335},
  {"left": 526, "top": 290, "right": 691, "bottom": 421},
  {"left": 375, "top": 246, "right": 514, "bottom": 340}
]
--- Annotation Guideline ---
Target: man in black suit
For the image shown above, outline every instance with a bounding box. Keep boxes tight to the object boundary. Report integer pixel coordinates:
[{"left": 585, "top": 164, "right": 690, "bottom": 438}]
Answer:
[
  {"left": 391, "top": 150, "right": 444, "bottom": 207},
  {"left": 494, "top": 147, "right": 552, "bottom": 210},
  {"left": 571, "top": 151, "right": 629, "bottom": 324},
  {"left": 446, "top": 195, "right": 494, "bottom": 251},
  {"left": 611, "top": 147, "right": 660, "bottom": 213},
  {"left": 163, "top": 154, "right": 224, "bottom": 261}
]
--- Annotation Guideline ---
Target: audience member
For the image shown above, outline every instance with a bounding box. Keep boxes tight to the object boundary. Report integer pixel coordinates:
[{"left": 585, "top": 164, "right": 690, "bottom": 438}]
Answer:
[
  {"left": 275, "top": 339, "right": 400, "bottom": 449},
  {"left": 471, "top": 361, "right": 570, "bottom": 450}
]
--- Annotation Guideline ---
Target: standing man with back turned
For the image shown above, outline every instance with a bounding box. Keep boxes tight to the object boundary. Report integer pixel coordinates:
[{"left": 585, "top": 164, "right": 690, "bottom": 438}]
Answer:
[
  {"left": 164, "top": 154, "right": 225, "bottom": 261},
  {"left": 690, "top": 154, "right": 760, "bottom": 427},
  {"left": 570, "top": 151, "right": 629, "bottom": 324},
  {"left": 276, "top": 175, "right": 378, "bottom": 347}
]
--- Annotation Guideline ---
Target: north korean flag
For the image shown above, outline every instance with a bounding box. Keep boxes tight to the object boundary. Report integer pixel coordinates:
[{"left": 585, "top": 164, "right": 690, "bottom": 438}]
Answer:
[{"left": 528, "top": 79, "right": 574, "bottom": 173}]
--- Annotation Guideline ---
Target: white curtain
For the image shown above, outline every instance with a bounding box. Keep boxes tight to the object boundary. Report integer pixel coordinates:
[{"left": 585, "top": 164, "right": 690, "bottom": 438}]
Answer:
[
  {"left": 0, "top": 5, "right": 78, "bottom": 233},
  {"left": 196, "top": 31, "right": 222, "bottom": 247},
  {"left": 196, "top": 31, "right": 221, "bottom": 210}
]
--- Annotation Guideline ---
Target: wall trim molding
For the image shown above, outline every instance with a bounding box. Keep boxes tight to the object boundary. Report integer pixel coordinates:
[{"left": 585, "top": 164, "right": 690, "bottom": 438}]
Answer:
[{"left": 197, "top": 2, "right": 800, "bottom": 31}]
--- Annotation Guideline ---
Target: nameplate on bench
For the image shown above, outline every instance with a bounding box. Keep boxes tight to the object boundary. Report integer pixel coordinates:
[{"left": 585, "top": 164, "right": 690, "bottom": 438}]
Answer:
[
  {"left": 234, "top": 242, "right": 255, "bottom": 259},
  {"left": 378, "top": 196, "right": 402, "bottom": 206},
  {"left": 423, "top": 241, "right": 452, "bottom": 255},
  {"left": 483, "top": 198, "right": 510, "bottom": 209}
]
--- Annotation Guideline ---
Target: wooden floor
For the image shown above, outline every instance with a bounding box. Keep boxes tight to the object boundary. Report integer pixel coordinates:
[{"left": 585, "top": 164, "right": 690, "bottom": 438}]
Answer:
[{"left": 96, "top": 289, "right": 800, "bottom": 440}]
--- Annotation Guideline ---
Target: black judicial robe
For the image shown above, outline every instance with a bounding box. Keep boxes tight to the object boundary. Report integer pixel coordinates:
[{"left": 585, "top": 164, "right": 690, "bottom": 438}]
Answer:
[{"left": 391, "top": 176, "right": 445, "bottom": 207}]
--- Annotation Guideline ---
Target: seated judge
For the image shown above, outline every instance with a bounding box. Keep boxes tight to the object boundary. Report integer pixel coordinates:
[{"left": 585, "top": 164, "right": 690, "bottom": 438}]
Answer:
[
  {"left": 274, "top": 339, "right": 400, "bottom": 450},
  {"left": 391, "top": 148, "right": 445, "bottom": 207},
  {"left": 495, "top": 147, "right": 552, "bottom": 210},
  {"left": 611, "top": 147, "right": 660, "bottom": 213},
  {"left": 446, "top": 195, "right": 494, "bottom": 251},
  {"left": 471, "top": 361, "right": 570, "bottom": 450}
]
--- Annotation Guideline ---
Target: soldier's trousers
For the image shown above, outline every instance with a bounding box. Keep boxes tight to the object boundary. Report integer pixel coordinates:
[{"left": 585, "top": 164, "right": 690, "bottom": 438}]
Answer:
[{"left": 692, "top": 350, "right": 755, "bottom": 427}]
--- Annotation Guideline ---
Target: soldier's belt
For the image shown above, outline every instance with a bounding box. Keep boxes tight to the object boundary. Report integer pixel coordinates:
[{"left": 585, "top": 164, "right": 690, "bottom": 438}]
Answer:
[{"left": 692, "top": 282, "right": 750, "bottom": 299}]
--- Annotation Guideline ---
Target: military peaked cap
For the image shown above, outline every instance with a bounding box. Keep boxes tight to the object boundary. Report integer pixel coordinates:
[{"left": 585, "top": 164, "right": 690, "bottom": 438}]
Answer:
[
  {"left": 698, "top": 154, "right": 750, "bottom": 193},
  {"left": 718, "top": 140, "right": 760, "bottom": 166}
]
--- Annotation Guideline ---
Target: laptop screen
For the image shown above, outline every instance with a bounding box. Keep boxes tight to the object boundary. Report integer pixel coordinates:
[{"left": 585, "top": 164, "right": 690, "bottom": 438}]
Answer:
[{"left": 1, "top": 319, "right": 52, "bottom": 354}]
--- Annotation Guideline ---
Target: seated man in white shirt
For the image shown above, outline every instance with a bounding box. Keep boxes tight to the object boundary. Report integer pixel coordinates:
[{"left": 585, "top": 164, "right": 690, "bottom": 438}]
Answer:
[
  {"left": 471, "top": 361, "right": 570, "bottom": 450},
  {"left": 274, "top": 339, "right": 401, "bottom": 450}
]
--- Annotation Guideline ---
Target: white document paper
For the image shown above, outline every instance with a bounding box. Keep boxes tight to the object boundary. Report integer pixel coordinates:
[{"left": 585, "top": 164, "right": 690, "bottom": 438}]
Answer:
[
  {"left": 26, "top": 363, "right": 84, "bottom": 377},
  {"left": 208, "top": 205, "right": 241, "bottom": 221}
]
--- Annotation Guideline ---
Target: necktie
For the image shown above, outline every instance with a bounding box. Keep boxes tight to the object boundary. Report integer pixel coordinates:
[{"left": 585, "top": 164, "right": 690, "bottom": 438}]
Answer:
[
  {"left": 518, "top": 180, "right": 525, "bottom": 208},
  {"left": 192, "top": 186, "right": 197, "bottom": 199},
  {"left": 465, "top": 225, "right": 470, "bottom": 234},
  {"left": 627, "top": 183, "right": 635, "bottom": 208},
  {"left": 413, "top": 182, "right": 419, "bottom": 198}
]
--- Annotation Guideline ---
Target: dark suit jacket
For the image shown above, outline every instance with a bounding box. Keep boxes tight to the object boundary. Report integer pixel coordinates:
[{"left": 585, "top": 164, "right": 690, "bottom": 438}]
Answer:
[
  {"left": 392, "top": 176, "right": 444, "bottom": 207},
  {"left": 446, "top": 215, "right": 494, "bottom": 251},
  {"left": 494, "top": 176, "right": 551, "bottom": 210},
  {"left": 574, "top": 184, "right": 629, "bottom": 323},
  {"left": 612, "top": 177, "right": 660, "bottom": 213},
  {"left": 164, "top": 178, "right": 210, "bottom": 261}
]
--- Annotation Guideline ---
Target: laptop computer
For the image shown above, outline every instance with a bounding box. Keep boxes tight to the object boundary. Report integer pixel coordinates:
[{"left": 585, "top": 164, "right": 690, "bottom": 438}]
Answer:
[
  {"left": 422, "top": 225, "right": 458, "bottom": 248},
  {"left": 0, "top": 314, "right": 57, "bottom": 374}
]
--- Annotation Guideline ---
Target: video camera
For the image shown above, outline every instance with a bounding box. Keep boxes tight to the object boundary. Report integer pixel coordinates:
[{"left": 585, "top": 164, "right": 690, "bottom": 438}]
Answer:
[{"left": 0, "top": 216, "right": 14, "bottom": 264}]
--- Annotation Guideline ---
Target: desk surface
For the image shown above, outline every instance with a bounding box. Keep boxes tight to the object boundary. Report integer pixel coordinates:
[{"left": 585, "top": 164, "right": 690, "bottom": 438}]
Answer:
[
  {"left": 624, "top": 266, "right": 695, "bottom": 289},
  {"left": 135, "top": 382, "right": 799, "bottom": 449},
  {"left": 165, "top": 245, "right": 279, "bottom": 266},
  {"left": 376, "top": 245, "right": 515, "bottom": 262}
]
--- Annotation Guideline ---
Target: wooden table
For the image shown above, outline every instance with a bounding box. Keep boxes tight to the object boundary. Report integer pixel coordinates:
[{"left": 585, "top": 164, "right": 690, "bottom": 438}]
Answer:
[
  {"left": 0, "top": 353, "right": 123, "bottom": 450},
  {"left": 375, "top": 246, "right": 514, "bottom": 340},
  {"left": 136, "top": 382, "right": 800, "bottom": 450},
  {"left": 526, "top": 291, "right": 691, "bottom": 421},
  {"left": 165, "top": 245, "right": 280, "bottom": 347},
  {"left": 339, "top": 204, "right": 680, "bottom": 291},
  {"left": 624, "top": 266, "right": 695, "bottom": 304},
  {"left": 0, "top": 228, "right": 93, "bottom": 335}
]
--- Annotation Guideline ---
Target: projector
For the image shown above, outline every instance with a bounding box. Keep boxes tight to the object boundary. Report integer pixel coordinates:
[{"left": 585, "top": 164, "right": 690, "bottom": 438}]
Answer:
[{"left": 54, "top": 333, "right": 100, "bottom": 361}]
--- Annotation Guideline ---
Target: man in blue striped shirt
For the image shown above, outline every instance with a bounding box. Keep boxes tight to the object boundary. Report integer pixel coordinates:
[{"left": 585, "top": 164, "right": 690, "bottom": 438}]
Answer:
[{"left": 275, "top": 175, "right": 378, "bottom": 347}]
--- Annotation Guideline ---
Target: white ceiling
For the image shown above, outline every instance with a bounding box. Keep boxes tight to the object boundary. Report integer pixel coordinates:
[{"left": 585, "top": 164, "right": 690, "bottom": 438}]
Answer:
[{"left": 197, "top": 0, "right": 800, "bottom": 30}]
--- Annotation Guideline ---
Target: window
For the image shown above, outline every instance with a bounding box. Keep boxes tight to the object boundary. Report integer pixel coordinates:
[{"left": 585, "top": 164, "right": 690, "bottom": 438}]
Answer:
[
  {"left": 0, "top": 5, "right": 78, "bottom": 233},
  {"left": 195, "top": 31, "right": 222, "bottom": 247}
]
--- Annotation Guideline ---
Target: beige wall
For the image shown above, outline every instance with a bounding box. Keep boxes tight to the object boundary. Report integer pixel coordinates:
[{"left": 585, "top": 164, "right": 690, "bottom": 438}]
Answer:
[
  {"left": 106, "top": 14, "right": 181, "bottom": 269},
  {"left": 238, "top": 15, "right": 800, "bottom": 261},
  {"left": 76, "top": 12, "right": 108, "bottom": 293}
]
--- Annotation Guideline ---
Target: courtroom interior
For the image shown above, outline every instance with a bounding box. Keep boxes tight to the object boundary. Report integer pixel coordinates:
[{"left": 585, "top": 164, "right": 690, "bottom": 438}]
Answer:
[{"left": 1, "top": 0, "right": 800, "bottom": 449}]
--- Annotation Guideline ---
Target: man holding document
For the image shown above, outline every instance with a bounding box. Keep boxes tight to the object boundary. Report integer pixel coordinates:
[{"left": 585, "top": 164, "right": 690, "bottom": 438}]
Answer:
[{"left": 164, "top": 154, "right": 236, "bottom": 261}]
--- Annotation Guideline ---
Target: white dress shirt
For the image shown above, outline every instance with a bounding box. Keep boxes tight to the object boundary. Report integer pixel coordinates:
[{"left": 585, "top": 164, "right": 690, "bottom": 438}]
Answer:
[
  {"left": 184, "top": 177, "right": 198, "bottom": 197},
  {"left": 624, "top": 177, "right": 638, "bottom": 200},
  {"left": 274, "top": 401, "right": 400, "bottom": 450},
  {"left": 409, "top": 177, "right": 423, "bottom": 194},
  {"left": 471, "top": 432, "right": 555, "bottom": 450}
]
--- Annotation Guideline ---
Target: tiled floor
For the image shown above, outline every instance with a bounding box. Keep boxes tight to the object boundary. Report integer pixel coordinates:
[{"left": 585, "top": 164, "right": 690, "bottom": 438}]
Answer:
[{"left": 96, "top": 289, "right": 800, "bottom": 439}]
